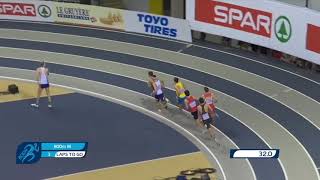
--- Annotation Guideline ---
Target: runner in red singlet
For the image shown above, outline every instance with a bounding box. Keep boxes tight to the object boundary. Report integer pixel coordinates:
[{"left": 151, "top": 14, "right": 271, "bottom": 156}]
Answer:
[
  {"left": 184, "top": 90, "right": 203, "bottom": 128},
  {"left": 202, "top": 87, "right": 217, "bottom": 118}
]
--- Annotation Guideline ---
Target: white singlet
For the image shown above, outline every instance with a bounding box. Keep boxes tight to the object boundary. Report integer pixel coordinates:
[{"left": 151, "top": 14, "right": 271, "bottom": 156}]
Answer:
[
  {"left": 39, "top": 67, "right": 49, "bottom": 85},
  {"left": 155, "top": 80, "right": 163, "bottom": 95}
]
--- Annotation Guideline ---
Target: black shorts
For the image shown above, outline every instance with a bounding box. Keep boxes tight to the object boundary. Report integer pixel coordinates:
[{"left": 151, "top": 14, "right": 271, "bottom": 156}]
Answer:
[
  {"left": 155, "top": 93, "right": 165, "bottom": 102},
  {"left": 40, "top": 84, "right": 49, "bottom": 89},
  {"left": 203, "top": 118, "right": 213, "bottom": 129},
  {"left": 191, "top": 111, "right": 198, "bottom": 120}
]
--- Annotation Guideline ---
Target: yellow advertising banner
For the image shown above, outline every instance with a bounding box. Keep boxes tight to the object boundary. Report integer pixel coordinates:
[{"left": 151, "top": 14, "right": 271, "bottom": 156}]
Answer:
[{"left": 52, "top": 2, "right": 125, "bottom": 30}]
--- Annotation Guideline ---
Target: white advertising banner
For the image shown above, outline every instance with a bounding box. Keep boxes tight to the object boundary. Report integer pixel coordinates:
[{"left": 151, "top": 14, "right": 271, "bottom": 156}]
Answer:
[
  {"left": 52, "top": 2, "right": 125, "bottom": 30},
  {"left": 186, "top": 0, "right": 320, "bottom": 65},
  {"left": 0, "top": 0, "right": 53, "bottom": 22},
  {"left": 125, "top": 11, "right": 192, "bottom": 42}
]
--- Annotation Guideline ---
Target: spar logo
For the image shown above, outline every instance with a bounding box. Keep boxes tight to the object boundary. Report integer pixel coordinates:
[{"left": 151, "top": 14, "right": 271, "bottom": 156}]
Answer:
[
  {"left": 38, "top": 5, "right": 51, "bottom": 18},
  {"left": 274, "top": 16, "right": 292, "bottom": 43},
  {"left": 0, "top": 2, "right": 36, "bottom": 16},
  {"left": 196, "top": 0, "right": 272, "bottom": 37}
]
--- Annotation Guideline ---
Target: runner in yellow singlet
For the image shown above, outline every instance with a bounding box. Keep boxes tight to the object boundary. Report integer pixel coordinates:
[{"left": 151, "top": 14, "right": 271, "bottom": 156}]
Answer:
[{"left": 174, "top": 77, "right": 186, "bottom": 110}]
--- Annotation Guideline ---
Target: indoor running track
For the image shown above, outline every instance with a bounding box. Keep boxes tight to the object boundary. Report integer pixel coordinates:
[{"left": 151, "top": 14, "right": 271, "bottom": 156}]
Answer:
[{"left": 0, "top": 20, "right": 319, "bottom": 180}]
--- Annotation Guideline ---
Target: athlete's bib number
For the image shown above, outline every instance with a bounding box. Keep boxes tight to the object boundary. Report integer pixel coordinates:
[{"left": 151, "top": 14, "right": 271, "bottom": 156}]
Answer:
[
  {"left": 156, "top": 89, "right": 162, "bottom": 95},
  {"left": 206, "top": 98, "right": 213, "bottom": 104},
  {"left": 202, "top": 113, "right": 210, "bottom": 120},
  {"left": 190, "top": 101, "right": 197, "bottom": 108}
]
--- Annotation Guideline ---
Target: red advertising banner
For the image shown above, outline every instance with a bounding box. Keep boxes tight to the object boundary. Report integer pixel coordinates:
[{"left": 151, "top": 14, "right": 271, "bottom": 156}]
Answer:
[
  {"left": 306, "top": 24, "right": 320, "bottom": 54},
  {"left": 0, "top": 2, "right": 36, "bottom": 17},
  {"left": 195, "top": 0, "right": 272, "bottom": 37}
]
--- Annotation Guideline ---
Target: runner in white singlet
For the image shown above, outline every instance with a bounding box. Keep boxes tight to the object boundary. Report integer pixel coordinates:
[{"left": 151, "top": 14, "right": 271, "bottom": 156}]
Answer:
[
  {"left": 197, "top": 97, "right": 215, "bottom": 140},
  {"left": 151, "top": 75, "right": 167, "bottom": 111},
  {"left": 31, "top": 61, "right": 52, "bottom": 108}
]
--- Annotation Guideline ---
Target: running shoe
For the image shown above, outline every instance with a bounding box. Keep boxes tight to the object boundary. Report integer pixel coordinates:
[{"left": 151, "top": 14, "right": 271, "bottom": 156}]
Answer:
[{"left": 30, "top": 103, "right": 39, "bottom": 108}]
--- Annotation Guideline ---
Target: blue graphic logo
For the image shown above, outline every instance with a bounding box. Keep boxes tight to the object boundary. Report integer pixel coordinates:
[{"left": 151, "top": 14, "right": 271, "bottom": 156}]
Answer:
[{"left": 16, "top": 142, "right": 41, "bottom": 164}]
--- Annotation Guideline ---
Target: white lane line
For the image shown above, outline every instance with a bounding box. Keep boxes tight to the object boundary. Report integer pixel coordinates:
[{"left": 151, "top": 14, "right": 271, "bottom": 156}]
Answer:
[
  {"left": 0, "top": 67, "right": 262, "bottom": 180},
  {"left": 271, "top": 94, "right": 278, "bottom": 98},
  {"left": 1, "top": 19, "right": 318, "bottom": 179},
  {"left": 1, "top": 45, "right": 319, "bottom": 133},
  {"left": 217, "top": 107, "right": 289, "bottom": 180},
  {"left": 283, "top": 89, "right": 292, "bottom": 93},
  {"left": 1, "top": 19, "right": 319, "bottom": 86},
  {"left": 0, "top": 54, "right": 309, "bottom": 178},
  {"left": 9, "top": 58, "right": 313, "bottom": 179},
  {"left": 0, "top": 75, "right": 227, "bottom": 180},
  {"left": 3, "top": 65, "right": 296, "bottom": 180},
  {"left": 177, "top": 44, "right": 193, "bottom": 53},
  {"left": 0, "top": 21, "right": 319, "bottom": 179},
  {"left": 1, "top": 29, "right": 319, "bottom": 109},
  {"left": 47, "top": 152, "right": 202, "bottom": 180},
  {"left": 191, "top": 43, "right": 320, "bottom": 86},
  {"left": 0, "top": 19, "right": 189, "bottom": 45}
]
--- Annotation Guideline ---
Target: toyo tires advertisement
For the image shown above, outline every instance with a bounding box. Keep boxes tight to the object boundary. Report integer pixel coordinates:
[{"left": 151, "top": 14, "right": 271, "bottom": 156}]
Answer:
[
  {"left": 125, "top": 11, "right": 192, "bottom": 42},
  {"left": 186, "top": 0, "right": 320, "bottom": 65}
]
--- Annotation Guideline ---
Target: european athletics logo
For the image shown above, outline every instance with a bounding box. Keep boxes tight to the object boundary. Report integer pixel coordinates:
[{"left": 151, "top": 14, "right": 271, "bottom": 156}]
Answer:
[{"left": 16, "top": 142, "right": 41, "bottom": 164}]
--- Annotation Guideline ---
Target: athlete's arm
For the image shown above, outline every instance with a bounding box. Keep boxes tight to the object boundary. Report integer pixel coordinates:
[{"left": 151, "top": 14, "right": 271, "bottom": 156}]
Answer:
[
  {"left": 194, "top": 96, "right": 199, "bottom": 106},
  {"left": 184, "top": 99, "right": 189, "bottom": 111},
  {"left": 182, "top": 83, "right": 186, "bottom": 90},
  {"left": 147, "top": 77, "right": 152, "bottom": 86},
  {"left": 151, "top": 82, "right": 157, "bottom": 94},
  {"left": 174, "top": 84, "right": 179, "bottom": 96},
  {"left": 208, "top": 105, "right": 215, "bottom": 117},
  {"left": 212, "top": 92, "right": 217, "bottom": 103},
  {"left": 35, "top": 68, "right": 40, "bottom": 83},
  {"left": 197, "top": 106, "right": 202, "bottom": 120}
]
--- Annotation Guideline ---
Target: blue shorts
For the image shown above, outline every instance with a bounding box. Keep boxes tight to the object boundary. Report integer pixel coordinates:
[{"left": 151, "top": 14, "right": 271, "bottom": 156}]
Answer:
[
  {"left": 203, "top": 118, "right": 213, "bottom": 129},
  {"left": 40, "top": 84, "right": 50, "bottom": 89},
  {"left": 155, "top": 93, "right": 165, "bottom": 102},
  {"left": 177, "top": 96, "right": 186, "bottom": 105}
]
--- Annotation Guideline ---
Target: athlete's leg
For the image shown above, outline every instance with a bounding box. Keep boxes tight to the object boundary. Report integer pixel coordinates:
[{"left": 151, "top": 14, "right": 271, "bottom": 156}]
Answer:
[
  {"left": 204, "top": 119, "right": 215, "bottom": 138},
  {"left": 45, "top": 87, "right": 52, "bottom": 107},
  {"left": 31, "top": 85, "right": 42, "bottom": 107},
  {"left": 160, "top": 94, "right": 168, "bottom": 109},
  {"left": 36, "top": 86, "right": 42, "bottom": 104},
  {"left": 154, "top": 94, "right": 162, "bottom": 111},
  {"left": 208, "top": 126, "right": 215, "bottom": 138},
  {"left": 196, "top": 119, "right": 204, "bottom": 129},
  {"left": 192, "top": 111, "right": 203, "bottom": 128},
  {"left": 177, "top": 97, "right": 185, "bottom": 110},
  {"left": 208, "top": 119, "right": 217, "bottom": 142}
]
